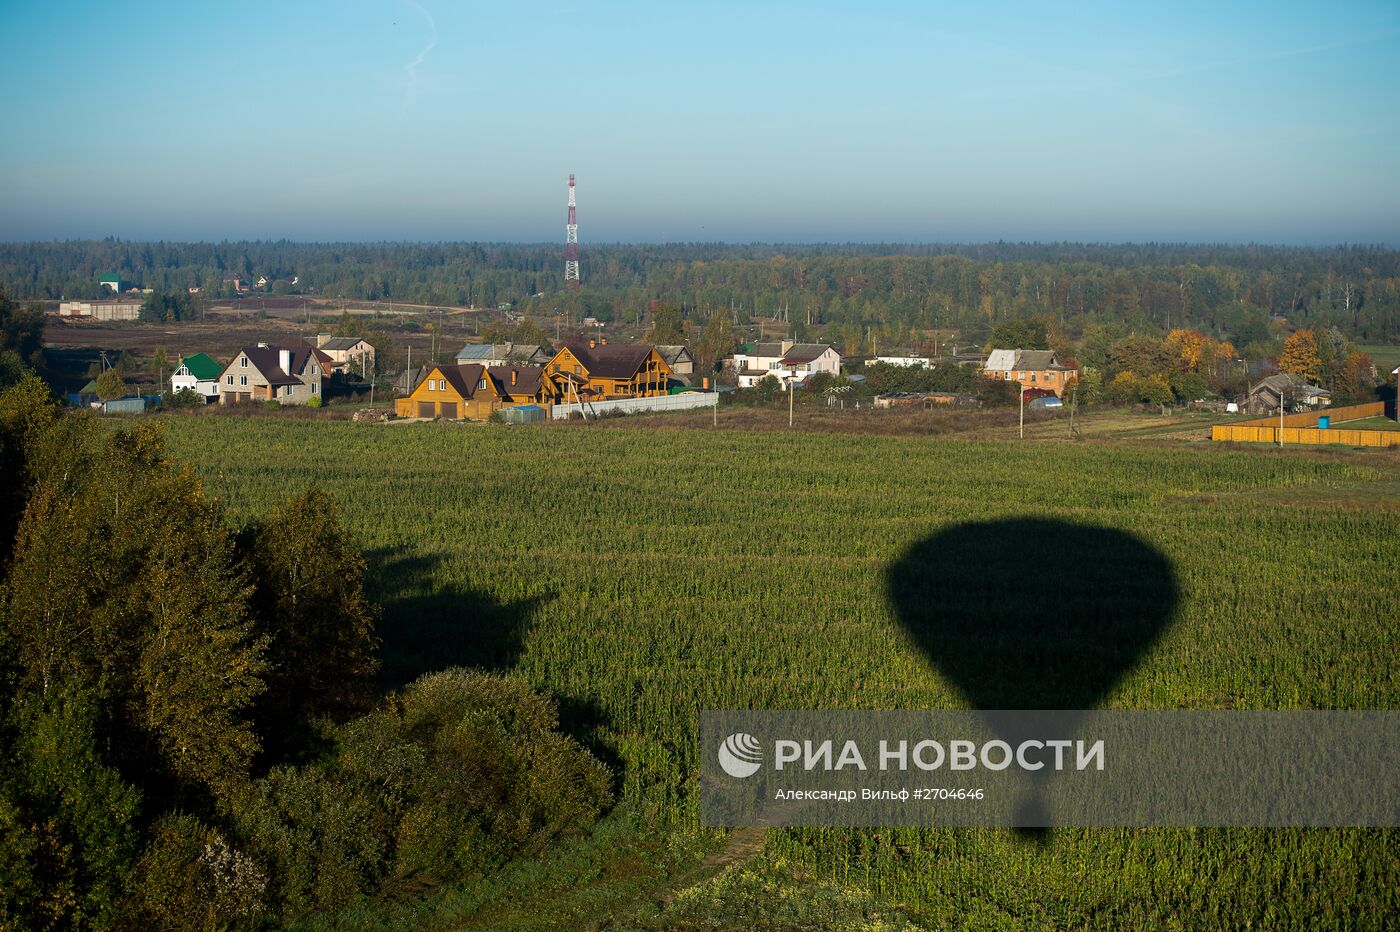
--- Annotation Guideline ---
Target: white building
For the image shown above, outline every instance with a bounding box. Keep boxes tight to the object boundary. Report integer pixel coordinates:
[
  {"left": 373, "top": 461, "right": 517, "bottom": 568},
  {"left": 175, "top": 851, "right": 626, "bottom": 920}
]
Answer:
[
  {"left": 170, "top": 353, "right": 223, "bottom": 402},
  {"left": 731, "top": 341, "right": 842, "bottom": 389},
  {"left": 58, "top": 300, "right": 143, "bottom": 321},
  {"left": 874, "top": 354, "right": 931, "bottom": 368}
]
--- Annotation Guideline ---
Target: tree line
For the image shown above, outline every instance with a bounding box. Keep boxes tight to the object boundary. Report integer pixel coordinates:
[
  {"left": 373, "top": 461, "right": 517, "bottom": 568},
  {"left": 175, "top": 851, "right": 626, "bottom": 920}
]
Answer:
[{"left": 3, "top": 241, "right": 1397, "bottom": 346}]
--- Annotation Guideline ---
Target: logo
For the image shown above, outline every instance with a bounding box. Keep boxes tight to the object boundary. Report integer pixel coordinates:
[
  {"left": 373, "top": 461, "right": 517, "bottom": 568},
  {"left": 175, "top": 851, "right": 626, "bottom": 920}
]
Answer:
[{"left": 718, "top": 733, "right": 763, "bottom": 778}]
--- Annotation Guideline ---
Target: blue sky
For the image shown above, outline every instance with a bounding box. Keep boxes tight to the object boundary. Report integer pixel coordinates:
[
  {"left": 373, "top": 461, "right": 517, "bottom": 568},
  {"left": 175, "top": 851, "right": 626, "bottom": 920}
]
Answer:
[{"left": 2, "top": 0, "right": 1398, "bottom": 243}]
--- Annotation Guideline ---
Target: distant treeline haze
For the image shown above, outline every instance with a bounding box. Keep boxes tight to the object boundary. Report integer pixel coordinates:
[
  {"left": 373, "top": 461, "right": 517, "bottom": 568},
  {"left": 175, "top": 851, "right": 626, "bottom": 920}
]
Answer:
[{"left": 2, "top": 240, "right": 1397, "bottom": 344}]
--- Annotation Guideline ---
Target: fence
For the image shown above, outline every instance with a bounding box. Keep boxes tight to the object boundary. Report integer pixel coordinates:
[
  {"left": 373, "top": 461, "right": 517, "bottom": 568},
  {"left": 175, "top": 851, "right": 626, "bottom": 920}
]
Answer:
[
  {"left": 1211, "top": 401, "right": 1398, "bottom": 447},
  {"left": 551, "top": 391, "right": 718, "bottom": 420}
]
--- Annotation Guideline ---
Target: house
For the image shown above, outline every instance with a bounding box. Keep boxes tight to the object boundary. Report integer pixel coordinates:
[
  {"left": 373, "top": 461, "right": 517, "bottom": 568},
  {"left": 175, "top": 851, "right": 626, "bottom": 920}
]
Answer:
[
  {"left": 171, "top": 352, "right": 223, "bottom": 402},
  {"left": 224, "top": 277, "right": 250, "bottom": 294},
  {"left": 1244, "top": 373, "right": 1332, "bottom": 414},
  {"left": 315, "top": 334, "right": 377, "bottom": 375},
  {"left": 729, "top": 341, "right": 842, "bottom": 389},
  {"left": 454, "top": 342, "right": 552, "bottom": 368},
  {"left": 393, "top": 364, "right": 549, "bottom": 420},
  {"left": 58, "top": 299, "right": 143, "bottom": 321},
  {"left": 655, "top": 345, "right": 696, "bottom": 378},
  {"left": 542, "top": 338, "right": 675, "bottom": 403},
  {"left": 216, "top": 342, "right": 324, "bottom": 405},
  {"left": 875, "top": 391, "right": 979, "bottom": 409},
  {"left": 982, "top": 348, "right": 1079, "bottom": 397},
  {"left": 99, "top": 274, "right": 129, "bottom": 293}
]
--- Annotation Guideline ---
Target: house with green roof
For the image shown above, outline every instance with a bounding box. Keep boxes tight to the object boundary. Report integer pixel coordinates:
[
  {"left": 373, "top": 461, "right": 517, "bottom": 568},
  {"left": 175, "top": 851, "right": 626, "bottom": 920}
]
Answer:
[{"left": 171, "top": 352, "right": 223, "bottom": 402}]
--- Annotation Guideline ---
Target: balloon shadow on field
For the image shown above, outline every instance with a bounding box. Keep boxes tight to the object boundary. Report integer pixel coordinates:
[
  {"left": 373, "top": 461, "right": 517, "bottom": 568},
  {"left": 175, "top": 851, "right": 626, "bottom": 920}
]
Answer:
[
  {"left": 366, "top": 548, "right": 552, "bottom": 690},
  {"left": 885, "top": 518, "right": 1179, "bottom": 841}
]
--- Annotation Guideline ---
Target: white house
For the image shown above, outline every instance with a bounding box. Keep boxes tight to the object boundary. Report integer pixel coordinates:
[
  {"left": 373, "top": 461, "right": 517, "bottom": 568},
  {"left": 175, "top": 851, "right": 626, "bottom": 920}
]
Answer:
[
  {"left": 731, "top": 341, "right": 842, "bottom": 389},
  {"left": 170, "top": 352, "right": 223, "bottom": 402},
  {"left": 315, "top": 334, "right": 377, "bottom": 375},
  {"left": 874, "top": 354, "right": 931, "bottom": 368}
]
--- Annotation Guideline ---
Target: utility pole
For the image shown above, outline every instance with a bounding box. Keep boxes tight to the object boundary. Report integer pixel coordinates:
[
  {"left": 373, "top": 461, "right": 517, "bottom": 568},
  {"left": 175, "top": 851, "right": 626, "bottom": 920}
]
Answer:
[
  {"left": 1019, "top": 386, "right": 1025, "bottom": 440},
  {"left": 789, "top": 379, "right": 794, "bottom": 428}
]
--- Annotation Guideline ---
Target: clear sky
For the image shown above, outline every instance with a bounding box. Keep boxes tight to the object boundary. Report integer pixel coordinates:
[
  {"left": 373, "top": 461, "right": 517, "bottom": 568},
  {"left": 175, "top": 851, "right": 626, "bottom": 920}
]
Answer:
[{"left": 2, "top": 0, "right": 1398, "bottom": 244}]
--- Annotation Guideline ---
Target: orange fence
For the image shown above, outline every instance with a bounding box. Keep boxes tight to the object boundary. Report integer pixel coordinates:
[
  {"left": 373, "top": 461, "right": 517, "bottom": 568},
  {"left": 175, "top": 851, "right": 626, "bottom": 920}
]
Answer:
[{"left": 1212, "top": 402, "right": 1397, "bottom": 446}]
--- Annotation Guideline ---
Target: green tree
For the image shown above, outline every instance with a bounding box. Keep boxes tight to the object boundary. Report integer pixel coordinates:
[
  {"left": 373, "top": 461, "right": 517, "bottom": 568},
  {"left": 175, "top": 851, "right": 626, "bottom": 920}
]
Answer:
[
  {"left": 646, "top": 301, "right": 685, "bottom": 344},
  {"left": 0, "top": 287, "right": 45, "bottom": 371},
  {"left": 2, "top": 421, "right": 267, "bottom": 800},
  {"left": 94, "top": 369, "right": 127, "bottom": 401},
  {"left": 243, "top": 488, "right": 380, "bottom": 738}
]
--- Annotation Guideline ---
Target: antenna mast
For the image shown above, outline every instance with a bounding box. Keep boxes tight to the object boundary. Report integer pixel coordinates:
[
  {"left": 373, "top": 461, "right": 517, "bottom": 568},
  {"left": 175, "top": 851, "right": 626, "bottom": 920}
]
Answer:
[{"left": 565, "top": 173, "right": 580, "bottom": 291}]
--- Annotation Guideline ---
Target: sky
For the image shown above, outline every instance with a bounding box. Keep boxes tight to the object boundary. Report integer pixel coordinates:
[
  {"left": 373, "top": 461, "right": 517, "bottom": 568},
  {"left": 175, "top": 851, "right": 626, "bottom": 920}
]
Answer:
[{"left": 1, "top": 0, "right": 1398, "bottom": 244}]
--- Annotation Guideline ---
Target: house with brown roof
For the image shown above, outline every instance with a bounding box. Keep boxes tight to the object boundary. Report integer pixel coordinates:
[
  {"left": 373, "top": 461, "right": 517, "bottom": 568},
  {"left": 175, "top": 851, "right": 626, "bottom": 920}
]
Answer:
[
  {"left": 982, "top": 348, "right": 1079, "bottom": 398},
  {"left": 454, "top": 342, "right": 552, "bottom": 368},
  {"left": 542, "top": 338, "right": 675, "bottom": 403},
  {"left": 394, "top": 364, "right": 549, "bottom": 420},
  {"left": 216, "top": 342, "right": 325, "bottom": 405},
  {"left": 655, "top": 345, "right": 696, "bottom": 379}
]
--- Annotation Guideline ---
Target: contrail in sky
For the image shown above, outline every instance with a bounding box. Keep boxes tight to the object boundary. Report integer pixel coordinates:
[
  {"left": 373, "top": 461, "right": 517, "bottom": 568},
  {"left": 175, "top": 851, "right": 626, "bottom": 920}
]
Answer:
[{"left": 402, "top": 0, "right": 437, "bottom": 110}]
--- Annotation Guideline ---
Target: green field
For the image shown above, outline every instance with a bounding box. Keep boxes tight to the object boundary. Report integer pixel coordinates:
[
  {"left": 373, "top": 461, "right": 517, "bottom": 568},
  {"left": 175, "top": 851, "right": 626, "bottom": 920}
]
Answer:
[
  {"left": 1358, "top": 344, "right": 1400, "bottom": 375},
  {"left": 157, "top": 416, "right": 1399, "bottom": 929}
]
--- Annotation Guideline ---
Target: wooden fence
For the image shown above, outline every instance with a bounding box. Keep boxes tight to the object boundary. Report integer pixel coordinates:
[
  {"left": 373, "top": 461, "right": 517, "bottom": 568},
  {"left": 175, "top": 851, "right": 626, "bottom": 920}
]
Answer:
[{"left": 1211, "top": 401, "right": 1398, "bottom": 446}]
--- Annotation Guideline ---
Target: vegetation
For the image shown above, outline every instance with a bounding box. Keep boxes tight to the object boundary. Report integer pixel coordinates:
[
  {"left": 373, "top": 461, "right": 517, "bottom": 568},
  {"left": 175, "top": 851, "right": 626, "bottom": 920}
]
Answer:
[
  {"left": 143, "top": 414, "right": 1395, "bottom": 928},
  {"left": 4, "top": 241, "right": 1398, "bottom": 346},
  {"left": 0, "top": 383, "right": 611, "bottom": 928}
]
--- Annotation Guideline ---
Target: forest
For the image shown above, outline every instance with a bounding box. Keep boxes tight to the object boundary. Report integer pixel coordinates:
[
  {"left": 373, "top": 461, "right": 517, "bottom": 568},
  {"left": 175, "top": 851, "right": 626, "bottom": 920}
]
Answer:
[{"left": 2, "top": 241, "right": 1397, "bottom": 351}]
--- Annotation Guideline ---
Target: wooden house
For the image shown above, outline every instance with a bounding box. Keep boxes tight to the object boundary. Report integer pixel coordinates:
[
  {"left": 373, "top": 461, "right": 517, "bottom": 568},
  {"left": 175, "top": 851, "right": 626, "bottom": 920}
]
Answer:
[
  {"left": 394, "top": 364, "right": 549, "bottom": 420},
  {"left": 542, "top": 339, "right": 675, "bottom": 404}
]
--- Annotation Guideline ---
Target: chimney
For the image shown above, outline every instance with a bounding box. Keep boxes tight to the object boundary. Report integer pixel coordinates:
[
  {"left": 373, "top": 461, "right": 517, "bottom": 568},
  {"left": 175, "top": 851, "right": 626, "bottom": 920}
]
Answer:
[
  {"left": 781, "top": 340, "right": 795, "bottom": 354},
  {"left": 316, "top": 333, "right": 331, "bottom": 348},
  {"left": 589, "top": 338, "right": 597, "bottom": 349},
  {"left": 279, "top": 349, "right": 292, "bottom": 374},
  {"left": 511, "top": 369, "right": 517, "bottom": 386}
]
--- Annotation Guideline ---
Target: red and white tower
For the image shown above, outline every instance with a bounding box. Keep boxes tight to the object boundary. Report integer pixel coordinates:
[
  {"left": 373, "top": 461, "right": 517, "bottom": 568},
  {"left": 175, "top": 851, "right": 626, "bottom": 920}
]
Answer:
[{"left": 564, "top": 173, "right": 580, "bottom": 291}]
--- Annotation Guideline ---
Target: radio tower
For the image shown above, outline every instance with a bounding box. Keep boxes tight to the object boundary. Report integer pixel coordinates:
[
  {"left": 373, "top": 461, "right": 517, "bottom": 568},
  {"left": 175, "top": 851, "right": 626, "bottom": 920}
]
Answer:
[{"left": 564, "top": 173, "right": 580, "bottom": 291}]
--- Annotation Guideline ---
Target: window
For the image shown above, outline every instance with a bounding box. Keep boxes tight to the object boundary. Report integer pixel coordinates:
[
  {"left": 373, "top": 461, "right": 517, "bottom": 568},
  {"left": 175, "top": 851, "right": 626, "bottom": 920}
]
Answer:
[
  {"left": 312, "top": 383, "right": 318, "bottom": 394},
  {"left": 284, "top": 385, "right": 292, "bottom": 397},
  {"left": 240, "top": 375, "right": 248, "bottom": 386},
  {"left": 439, "top": 379, "right": 447, "bottom": 391},
  {"left": 225, "top": 375, "right": 233, "bottom": 385},
  {"left": 478, "top": 378, "right": 487, "bottom": 390},
  {"left": 573, "top": 365, "right": 581, "bottom": 375},
  {"left": 1031, "top": 373, "right": 1037, "bottom": 382},
  {"left": 240, "top": 356, "right": 248, "bottom": 368}
]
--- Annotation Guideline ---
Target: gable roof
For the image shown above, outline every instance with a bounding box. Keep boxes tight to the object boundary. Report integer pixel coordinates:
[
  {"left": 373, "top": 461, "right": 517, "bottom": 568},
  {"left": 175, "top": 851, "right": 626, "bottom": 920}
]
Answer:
[
  {"left": 562, "top": 340, "right": 661, "bottom": 379},
  {"left": 985, "top": 349, "right": 1018, "bottom": 370},
  {"left": 427, "top": 363, "right": 486, "bottom": 398},
  {"left": 232, "top": 344, "right": 320, "bottom": 386},
  {"left": 486, "top": 365, "right": 545, "bottom": 398},
  {"left": 1014, "top": 350, "right": 1069, "bottom": 370},
  {"left": 743, "top": 342, "right": 787, "bottom": 357},
  {"left": 1251, "top": 373, "right": 1330, "bottom": 398},
  {"left": 179, "top": 352, "right": 222, "bottom": 380},
  {"left": 780, "top": 343, "right": 840, "bottom": 364},
  {"left": 655, "top": 344, "right": 694, "bottom": 365},
  {"left": 318, "top": 336, "right": 368, "bottom": 352}
]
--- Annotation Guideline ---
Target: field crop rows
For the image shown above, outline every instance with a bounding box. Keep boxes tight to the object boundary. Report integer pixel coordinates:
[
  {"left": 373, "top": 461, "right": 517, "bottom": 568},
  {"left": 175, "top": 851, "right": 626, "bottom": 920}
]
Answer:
[{"left": 157, "top": 416, "right": 1399, "bottom": 927}]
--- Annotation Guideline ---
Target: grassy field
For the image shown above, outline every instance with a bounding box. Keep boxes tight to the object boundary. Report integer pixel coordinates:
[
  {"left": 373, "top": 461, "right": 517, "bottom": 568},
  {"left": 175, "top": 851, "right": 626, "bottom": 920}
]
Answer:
[
  {"left": 1357, "top": 343, "right": 1400, "bottom": 374},
  {"left": 1333, "top": 415, "right": 1400, "bottom": 432},
  {"left": 154, "top": 415, "right": 1399, "bottom": 929}
]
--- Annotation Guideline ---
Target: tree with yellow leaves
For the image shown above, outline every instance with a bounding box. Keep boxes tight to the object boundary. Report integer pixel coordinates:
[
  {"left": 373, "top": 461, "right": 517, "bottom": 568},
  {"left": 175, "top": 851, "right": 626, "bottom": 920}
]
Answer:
[{"left": 1278, "top": 329, "right": 1322, "bottom": 383}]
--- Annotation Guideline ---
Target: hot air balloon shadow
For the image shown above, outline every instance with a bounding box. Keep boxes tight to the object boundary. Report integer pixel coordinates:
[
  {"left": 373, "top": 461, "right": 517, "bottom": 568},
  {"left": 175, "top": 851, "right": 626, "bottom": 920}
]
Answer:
[{"left": 886, "top": 518, "right": 1178, "bottom": 841}]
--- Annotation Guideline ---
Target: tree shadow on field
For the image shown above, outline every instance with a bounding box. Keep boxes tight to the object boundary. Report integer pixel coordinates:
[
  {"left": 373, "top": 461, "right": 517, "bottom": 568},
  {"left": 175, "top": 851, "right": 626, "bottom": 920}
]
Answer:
[
  {"left": 886, "top": 518, "right": 1179, "bottom": 840},
  {"left": 366, "top": 548, "right": 552, "bottom": 690}
]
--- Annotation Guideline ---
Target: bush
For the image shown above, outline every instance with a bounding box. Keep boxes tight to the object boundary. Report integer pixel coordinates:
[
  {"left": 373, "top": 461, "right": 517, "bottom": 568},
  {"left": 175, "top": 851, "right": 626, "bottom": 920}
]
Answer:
[
  {"left": 230, "top": 669, "right": 612, "bottom": 919},
  {"left": 161, "top": 388, "right": 203, "bottom": 410},
  {"left": 263, "top": 400, "right": 282, "bottom": 411},
  {"left": 306, "top": 396, "right": 322, "bottom": 408}
]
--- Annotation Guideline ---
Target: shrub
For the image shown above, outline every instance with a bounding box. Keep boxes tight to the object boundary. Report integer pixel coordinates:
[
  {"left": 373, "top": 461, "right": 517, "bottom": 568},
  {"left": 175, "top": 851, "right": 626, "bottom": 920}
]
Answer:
[{"left": 306, "top": 396, "right": 322, "bottom": 408}]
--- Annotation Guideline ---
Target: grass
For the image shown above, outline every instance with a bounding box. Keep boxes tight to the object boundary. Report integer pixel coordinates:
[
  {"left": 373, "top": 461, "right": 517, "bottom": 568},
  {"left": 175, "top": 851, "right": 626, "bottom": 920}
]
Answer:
[
  {"left": 153, "top": 414, "right": 1399, "bottom": 928},
  {"left": 1332, "top": 415, "right": 1400, "bottom": 432},
  {"left": 1357, "top": 344, "right": 1400, "bottom": 374}
]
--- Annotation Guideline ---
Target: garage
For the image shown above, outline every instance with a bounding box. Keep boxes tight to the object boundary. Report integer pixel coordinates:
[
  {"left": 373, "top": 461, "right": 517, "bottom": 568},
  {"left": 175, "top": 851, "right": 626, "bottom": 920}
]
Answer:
[
  {"left": 440, "top": 402, "right": 457, "bottom": 419},
  {"left": 418, "top": 402, "right": 435, "bottom": 417}
]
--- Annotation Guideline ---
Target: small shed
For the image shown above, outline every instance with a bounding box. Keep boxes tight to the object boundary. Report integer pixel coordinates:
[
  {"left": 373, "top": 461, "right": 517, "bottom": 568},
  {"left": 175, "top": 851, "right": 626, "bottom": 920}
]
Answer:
[{"left": 501, "top": 404, "right": 547, "bottom": 424}]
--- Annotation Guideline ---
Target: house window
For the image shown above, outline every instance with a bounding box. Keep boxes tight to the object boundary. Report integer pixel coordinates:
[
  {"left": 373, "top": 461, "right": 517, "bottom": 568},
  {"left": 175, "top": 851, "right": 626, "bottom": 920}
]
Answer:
[
  {"left": 439, "top": 379, "right": 447, "bottom": 391},
  {"left": 240, "top": 375, "right": 248, "bottom": 386},
  {"left": 225, "top": 375, "right": 233, "bottom": 385},
  {"left": 311, "top": 383, "right": 318, "bottom": 394},
  {"left": 1031, "top": 373, "right": 1037, "bottom": 382},
  {"left": 284, "top": 385, "right": 293, "bottom": 397},
  {"left": 573, "top": 365, "right": 581, "bottom": 375},
  {"left": 478, "top": 378, "right": 487, "bottom": 390},
  {"left": 240, "top": 356, "right": 248, "bottom": 368}
]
